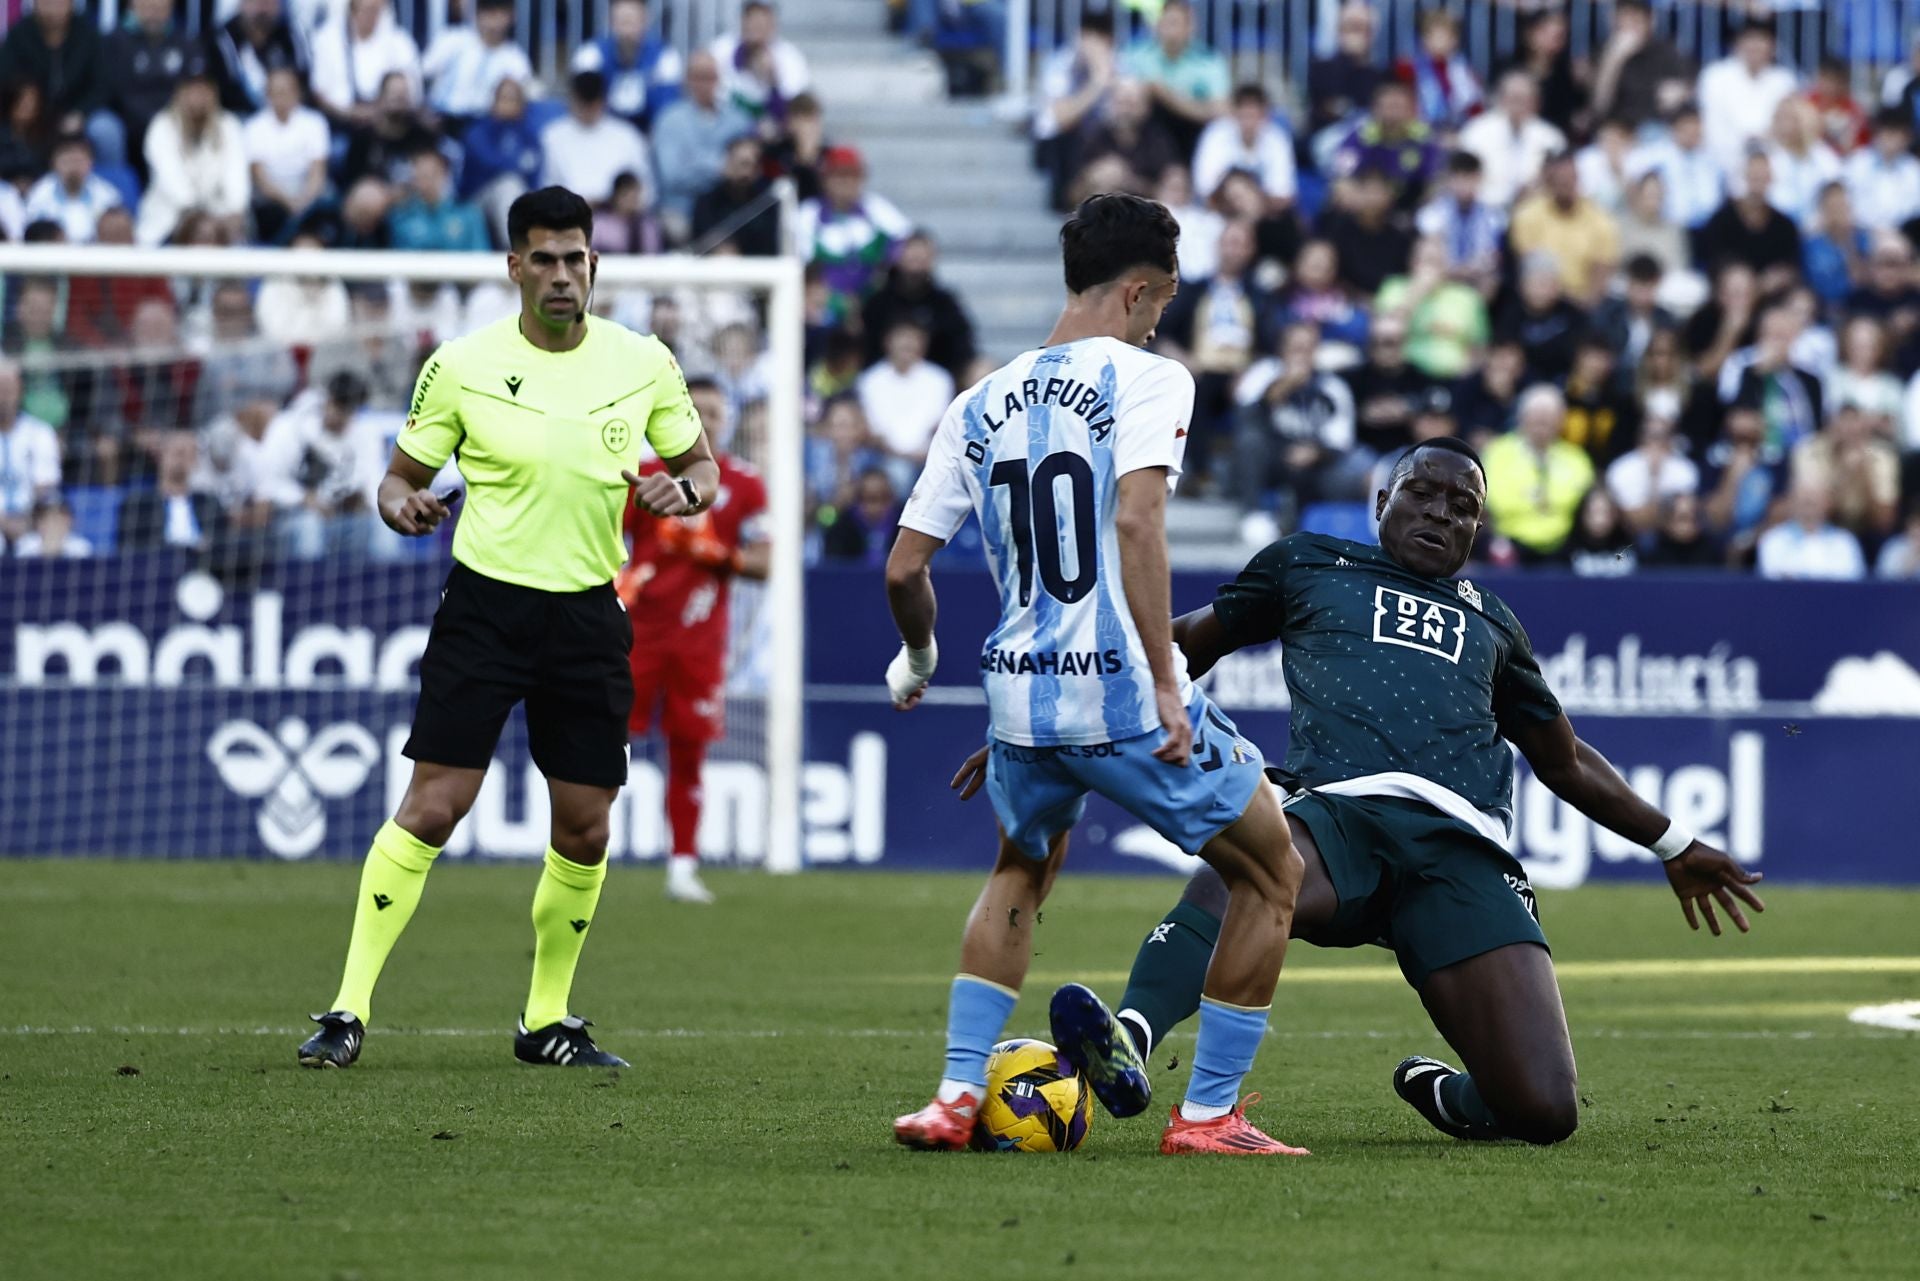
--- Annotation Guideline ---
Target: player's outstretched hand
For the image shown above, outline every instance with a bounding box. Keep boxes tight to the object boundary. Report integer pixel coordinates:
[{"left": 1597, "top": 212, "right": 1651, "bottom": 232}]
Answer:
[
  {"left": 387, "top": 487, "right": 450, "bottom": 536},
  {"left": 627, "top": 468, "right": 692, "bottom": 517},
  {"left": 1151, "top": 684, "right": 1192, "bottom": 767},
  {"left": 951, "top": 745, "right": 990, "bottom": 800},
  {"left": 1663, "top": 841, "right": 1765, "bottom": 936}
]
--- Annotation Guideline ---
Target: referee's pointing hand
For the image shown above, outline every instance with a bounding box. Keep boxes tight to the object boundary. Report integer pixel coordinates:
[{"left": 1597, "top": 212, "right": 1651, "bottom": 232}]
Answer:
[
  {"left": 626, "top": 468, "right": 695, "bottom": 517},
  {"left": 388, "top": 488, "right": 452, "bottom": 536}
]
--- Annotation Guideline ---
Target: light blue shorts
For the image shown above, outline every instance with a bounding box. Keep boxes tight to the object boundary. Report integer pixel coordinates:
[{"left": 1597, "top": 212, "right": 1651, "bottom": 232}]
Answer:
[{"left": 986, "top": 692, "right": 1266, "bottom": 861}]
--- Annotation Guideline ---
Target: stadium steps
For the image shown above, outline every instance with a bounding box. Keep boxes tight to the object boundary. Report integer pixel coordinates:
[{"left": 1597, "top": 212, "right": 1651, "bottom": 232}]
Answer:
[
  {"left": 1163, "top": 497, "right": 1254, "bottom": 570},
  {"left": 781, "top": 14, "right": 1063, "bottom": 363}
]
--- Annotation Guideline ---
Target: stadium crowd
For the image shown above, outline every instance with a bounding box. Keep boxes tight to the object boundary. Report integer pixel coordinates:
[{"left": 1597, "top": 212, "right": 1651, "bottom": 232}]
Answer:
[
  {"left": 0, "top": 0, "right": 975, "bottom": 573},
  {"left": 1021, "top": 0, "right": 1920, "bottom": 580},
  {"left": 7, "top": 0, "right": 1920, "bottom": 583}
]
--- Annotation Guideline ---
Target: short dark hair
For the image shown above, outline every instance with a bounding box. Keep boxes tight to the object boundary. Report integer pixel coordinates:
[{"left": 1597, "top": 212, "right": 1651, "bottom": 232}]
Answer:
[
  {"left": 1388, "top": 437, "right": 1484, "bottom": 488},
  {"left": 50, "top": 130, "right": 90, "bottom": 158},
  {"left": 1079, "top": 9, "right": 1114, "bottom": 36},
  {"left": 1875, "top": 106, "right": 1913, "bottom": 134},
  {"left": 508, "top": 186, "right": 594, "bottom": 248},
  {"left": 1059, "top": 193, "right": 1179, "bottom": 295},
  {"left": 1625, "top": 253, "right": 1664, "bottom": 283},
  {"left": 326, "top": 369, "right": 370, "bottom": 409},
  {"left": 1445, "top": 149, "right": 1482, "bottom": 176},
  {"left": 684, "top": 375, "right": 721, "bottom": 397},
  {"left": 1231, "top": 82, "right": 1269, "bottom": 108},
  {"left": 570, "top": 70, "right": 607, "bottom": 103}
]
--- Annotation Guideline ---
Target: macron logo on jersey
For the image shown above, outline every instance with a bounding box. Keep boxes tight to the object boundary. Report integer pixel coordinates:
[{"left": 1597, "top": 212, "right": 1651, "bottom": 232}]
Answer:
[{"left": 1371, "top": 587, "right": 1467, "bottom": 664}]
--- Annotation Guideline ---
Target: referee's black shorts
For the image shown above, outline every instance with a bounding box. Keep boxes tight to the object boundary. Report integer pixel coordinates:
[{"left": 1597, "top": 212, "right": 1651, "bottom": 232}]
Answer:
[{"left": 405, "top": 562, "right": 634, "bottom": 789}]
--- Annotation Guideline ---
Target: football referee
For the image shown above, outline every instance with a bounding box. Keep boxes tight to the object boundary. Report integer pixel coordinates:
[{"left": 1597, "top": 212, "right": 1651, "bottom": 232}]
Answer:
[{"left": 298, "top": 186, "right": 720, "bottom": 1069}]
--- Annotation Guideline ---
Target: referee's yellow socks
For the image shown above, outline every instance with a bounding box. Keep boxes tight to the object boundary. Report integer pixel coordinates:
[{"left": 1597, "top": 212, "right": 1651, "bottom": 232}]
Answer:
[
  {"left": 331, "top": 820, "right": 442, "bottom": 1023},
  {"left": 524, "top": 847, "right": 607, "bottom": 1030}
]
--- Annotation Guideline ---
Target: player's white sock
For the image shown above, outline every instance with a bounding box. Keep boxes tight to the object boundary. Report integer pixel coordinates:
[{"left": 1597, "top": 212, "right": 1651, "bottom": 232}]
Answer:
[
  {"left": 937, "top": 1078, "right": 981, "bottom": 1104},
  {"left": 1179, "top": 1100, "right": 1234, "bottom": 1122}
]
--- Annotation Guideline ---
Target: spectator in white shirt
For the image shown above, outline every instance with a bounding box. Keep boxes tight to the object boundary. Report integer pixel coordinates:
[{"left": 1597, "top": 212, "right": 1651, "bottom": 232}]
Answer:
[
  {"left": 12, "top": 494, "right": 93, "bottom": 558},
  {"left": 1627, "top": 102, "right": 1724, "bottom": 230},
  {"left": 139, "top": 65, "right": 250, "bottom": 246},
  {"left": 23, "top": 132, "right": 123, "bottom": 244},
  {"left": 1191, "top": 83, "right": 1295, "bottom": 207},
  {"left": 257, "top": 370, "right": 391, "bottom": 560},
  {"left": 421, "top": 0, "right": 532, "bottom": 126},
  {"left": 1574, "top": 117, "right": 1635, "bottom": 214},
  {"left": 1697, "top": 20, "right": 1798, "bottom": 173},
  {"left": 856, "top": 320, "right": 955, "bottom": 482},
  {"left": 0, "top": 359, "right": 61, "bottom": 546},
  {"left": 1756, "top": 478, "right": 1866, "bottom": 580},
  {"left": 1457, "top": 70, "right": 1566, "bottom": 209},
  {"left": 1843, "top": 108, "right": 1920, "bottom": 232},
  {"left": 1875, "top": 505, "right": 1920, "bottom": 579},
  {"left": 1155, "top": 163, "right": 1222, "bottom": 280},
  {"left": 1758, "top": 97, "right": 1841, "bottom": 226},
  {"left": 244, "top": 66, "right": 330, "bottom": 243},
  {"left": 541, "top": 71, "right": 650, "bottom": 206},
  {"left": 1604, "top": 391, "right": 1699, "bottom": 534},
  {"left": 710, "top": 0, "right": 810, "bottom": 123},
  {"left": 309, "top": 0, "right": 422, "bottom": 130},
  {"left": 255, "top": 232, "right": 353, "bottom": 344}
]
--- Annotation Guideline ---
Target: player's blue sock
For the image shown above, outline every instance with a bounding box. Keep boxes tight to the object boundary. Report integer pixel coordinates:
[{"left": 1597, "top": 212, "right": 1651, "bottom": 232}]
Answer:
[
  {"left": 938, "top": 974, "right": 1019, "bottom": 1099},
  {"left": 1439, "top": 1071, "right": 1503, "bottom": 1134},
  {"left": 1182, "top": 997, "right": 1269, "bottom": 1120}
]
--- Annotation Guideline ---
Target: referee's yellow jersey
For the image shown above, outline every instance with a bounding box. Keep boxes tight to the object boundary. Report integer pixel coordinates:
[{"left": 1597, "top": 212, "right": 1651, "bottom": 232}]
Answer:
[{"left": 399, "top": 314, "right": 703, "bottom": 592}]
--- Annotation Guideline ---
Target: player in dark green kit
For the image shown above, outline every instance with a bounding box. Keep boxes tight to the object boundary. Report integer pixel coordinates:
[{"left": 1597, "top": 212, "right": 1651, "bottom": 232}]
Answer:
[{"left": 954, "top": 438, "right": 1767, "bottom": 1146}]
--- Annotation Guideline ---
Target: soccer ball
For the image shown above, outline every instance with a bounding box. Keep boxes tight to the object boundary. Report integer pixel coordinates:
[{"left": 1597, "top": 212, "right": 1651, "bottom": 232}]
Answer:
[{"left": 970, "top": 1038, "right": 1093, "bottom": 1153}]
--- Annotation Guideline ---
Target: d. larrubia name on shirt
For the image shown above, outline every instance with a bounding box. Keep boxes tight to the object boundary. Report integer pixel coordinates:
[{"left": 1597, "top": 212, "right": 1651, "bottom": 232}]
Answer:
[
  {"left": 968, "top": 372, "right": 1118, "bottom": 447},
  {"left": 980, "top": 646, "right": 1126, "bottom": 676}
]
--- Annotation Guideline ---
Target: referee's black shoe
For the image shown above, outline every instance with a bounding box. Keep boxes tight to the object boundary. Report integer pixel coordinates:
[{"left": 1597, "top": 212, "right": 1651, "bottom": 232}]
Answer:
[
  {"left": 514, "top": 1015, "right": 630, "bottom": 1068},
  {"left": 297, "top": 1011, "right": 365, "bottom": 1068}
]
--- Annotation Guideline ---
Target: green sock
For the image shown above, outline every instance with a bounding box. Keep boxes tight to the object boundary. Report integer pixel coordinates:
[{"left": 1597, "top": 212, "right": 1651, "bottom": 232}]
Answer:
[
  {"left": 331, "top": 820, "right": 442, "bottom": 1024},
  {"left": 1439, "top": 1072, "right": 1505, "bottom": 1138},
  {"left": 1115, "top": 900, "right": 1221, "bottom": 1057},
  {"left": 524, "top": 848, "right": 607, "bottom": 1030}
]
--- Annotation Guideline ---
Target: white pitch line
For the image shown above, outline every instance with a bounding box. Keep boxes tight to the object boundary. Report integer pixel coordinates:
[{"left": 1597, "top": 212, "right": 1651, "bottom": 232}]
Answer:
[{"left": 2, "top": 1025, "right": 1908, "bottom": 1042}]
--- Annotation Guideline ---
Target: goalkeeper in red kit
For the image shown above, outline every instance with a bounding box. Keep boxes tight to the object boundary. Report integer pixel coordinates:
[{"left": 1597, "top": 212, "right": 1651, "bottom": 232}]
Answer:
[{"left": 617, "top": 376, "right": 770, "bottom": 903}]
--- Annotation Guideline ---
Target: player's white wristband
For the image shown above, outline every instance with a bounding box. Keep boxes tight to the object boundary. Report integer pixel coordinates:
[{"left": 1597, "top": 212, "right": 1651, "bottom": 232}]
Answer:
[
  {"left": 1649, "top": 822, "right": 1695, "bottom": 862},
  {"left": 886, "top": 641, "right": 938, "bottom": 704}
]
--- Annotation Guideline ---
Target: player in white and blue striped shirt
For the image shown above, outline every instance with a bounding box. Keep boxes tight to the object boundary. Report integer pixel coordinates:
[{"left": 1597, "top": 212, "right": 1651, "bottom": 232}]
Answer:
[{"left": 883, "top": 194, "right": 1309, "bottom": 1157}]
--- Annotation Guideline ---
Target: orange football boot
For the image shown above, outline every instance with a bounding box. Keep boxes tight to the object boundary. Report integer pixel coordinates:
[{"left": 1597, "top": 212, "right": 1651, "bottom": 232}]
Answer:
[
  {"left": 893, "top": 1093, "right": 979, "bottom": 1151},
  {"left": 1160, "top": 1094, "right": 1311, "bottom": 1156}
]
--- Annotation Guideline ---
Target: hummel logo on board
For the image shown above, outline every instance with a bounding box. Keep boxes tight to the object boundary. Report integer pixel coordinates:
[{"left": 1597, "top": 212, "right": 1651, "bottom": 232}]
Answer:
[
  {"left": 372, "top": 893, "right": 393, "bottom": 911},
  {"left": 505, "top": 376, "right": 523, "bottom": 398},
  {"left": 570, "top": 918, "right": 589, "bottom": 933}
]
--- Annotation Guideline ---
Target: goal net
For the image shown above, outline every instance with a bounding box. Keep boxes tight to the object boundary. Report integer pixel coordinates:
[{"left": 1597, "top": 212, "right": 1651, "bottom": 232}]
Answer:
[{"left": 0, "top": 243, "right": 805, "bottom": 873}]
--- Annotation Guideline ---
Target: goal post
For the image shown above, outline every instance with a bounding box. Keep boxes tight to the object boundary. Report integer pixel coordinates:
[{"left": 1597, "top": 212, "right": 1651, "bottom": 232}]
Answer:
[{"left": 0, "top": 242, "right": 806, "bottom": 874}]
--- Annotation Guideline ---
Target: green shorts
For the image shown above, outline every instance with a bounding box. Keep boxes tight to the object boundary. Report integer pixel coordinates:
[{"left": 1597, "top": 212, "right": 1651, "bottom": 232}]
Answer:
[{"left": 1282, "top": 791, "right": 1548, "bottom": 990}]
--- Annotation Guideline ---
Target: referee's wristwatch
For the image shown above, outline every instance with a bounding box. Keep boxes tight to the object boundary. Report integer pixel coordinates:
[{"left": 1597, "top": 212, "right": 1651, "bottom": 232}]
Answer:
[{"left": 674, "top": 475, "right": 708, "bottom": 514}]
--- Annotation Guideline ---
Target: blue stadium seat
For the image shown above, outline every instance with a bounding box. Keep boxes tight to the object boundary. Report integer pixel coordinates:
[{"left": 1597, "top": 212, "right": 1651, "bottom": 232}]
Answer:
[
  {"left": 1298, "top": 501, "right": 1376, "bottom": 545},
  {"left": 66, "top": 485, "right": 124, "bottom": 552},
  {"left": 95, "top": 162, "right": 142, "bottom": 210}
]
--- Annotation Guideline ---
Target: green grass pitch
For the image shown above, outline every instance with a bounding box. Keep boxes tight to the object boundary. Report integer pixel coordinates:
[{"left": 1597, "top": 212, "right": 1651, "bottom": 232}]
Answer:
[{"left": 2, "top": 862, "right": 1916, "bottom": 1279}]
